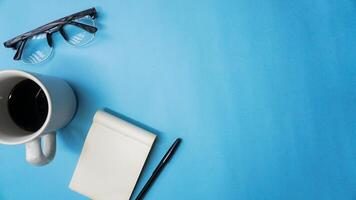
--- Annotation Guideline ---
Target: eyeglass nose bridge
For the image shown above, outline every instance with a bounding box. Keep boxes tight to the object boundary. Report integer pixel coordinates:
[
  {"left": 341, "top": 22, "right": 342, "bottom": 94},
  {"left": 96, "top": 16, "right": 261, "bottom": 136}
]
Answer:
[
  {"left": 46, "top": 33, "right": 53, "bottom": 48},
  {"left": 45, "top": 25, "right": 69, "bottom": 45},
  {"left": 59, "top": 27, "right": 70, "bottom": 42}
]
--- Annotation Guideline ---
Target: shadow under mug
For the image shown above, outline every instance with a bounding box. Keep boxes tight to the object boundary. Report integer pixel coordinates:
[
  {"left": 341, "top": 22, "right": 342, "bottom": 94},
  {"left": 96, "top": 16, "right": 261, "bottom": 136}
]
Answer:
[{"left": 0, "top": 70, "right": 76, "bottom": 166}]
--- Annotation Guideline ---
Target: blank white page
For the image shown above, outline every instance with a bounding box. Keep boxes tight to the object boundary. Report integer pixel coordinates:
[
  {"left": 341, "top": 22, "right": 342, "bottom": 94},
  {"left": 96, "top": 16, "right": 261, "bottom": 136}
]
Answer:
[{"left": 69, "top": 110, "right": 156, "bottom": 200}]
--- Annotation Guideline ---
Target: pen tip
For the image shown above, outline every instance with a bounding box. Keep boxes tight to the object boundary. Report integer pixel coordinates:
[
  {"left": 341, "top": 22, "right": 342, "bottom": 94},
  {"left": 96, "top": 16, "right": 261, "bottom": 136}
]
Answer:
[{"left": 175, "top": 138, "right": 182, "bottom": 144}]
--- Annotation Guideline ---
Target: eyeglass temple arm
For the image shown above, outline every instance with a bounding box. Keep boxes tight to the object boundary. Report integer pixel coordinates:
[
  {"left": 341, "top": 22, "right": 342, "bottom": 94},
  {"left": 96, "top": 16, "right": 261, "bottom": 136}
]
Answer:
[
  {"left": 13, "top": 39, "right": 27, "bottom": 60},
  {"left": 69, "top": 21, "right": 98, "bottom": 33}
]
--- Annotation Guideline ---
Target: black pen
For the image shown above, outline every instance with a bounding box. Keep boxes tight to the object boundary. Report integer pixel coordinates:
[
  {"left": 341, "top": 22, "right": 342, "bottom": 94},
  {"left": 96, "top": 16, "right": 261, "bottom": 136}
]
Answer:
[{"left": 135, "top": 138, "right": 182, "bottom": 200}]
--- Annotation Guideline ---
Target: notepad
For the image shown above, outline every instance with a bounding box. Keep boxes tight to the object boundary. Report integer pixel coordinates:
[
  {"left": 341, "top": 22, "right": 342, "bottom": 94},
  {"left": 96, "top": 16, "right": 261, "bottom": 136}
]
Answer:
[{"left": 69, "top": 110, "right": 156, "bottom": 200}]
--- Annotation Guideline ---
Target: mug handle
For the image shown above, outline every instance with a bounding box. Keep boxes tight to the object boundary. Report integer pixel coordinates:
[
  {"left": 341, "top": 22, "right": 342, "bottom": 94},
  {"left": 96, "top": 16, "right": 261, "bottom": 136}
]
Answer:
[{"left": 25, "top": 132, "right": 56, "bottom": 166}]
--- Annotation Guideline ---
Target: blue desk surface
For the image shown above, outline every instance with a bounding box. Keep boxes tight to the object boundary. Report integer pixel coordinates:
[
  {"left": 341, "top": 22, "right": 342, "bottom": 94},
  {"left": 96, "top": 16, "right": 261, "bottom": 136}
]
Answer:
[{"left": 0, "top": 1, "right": 355, "bottom": 199}]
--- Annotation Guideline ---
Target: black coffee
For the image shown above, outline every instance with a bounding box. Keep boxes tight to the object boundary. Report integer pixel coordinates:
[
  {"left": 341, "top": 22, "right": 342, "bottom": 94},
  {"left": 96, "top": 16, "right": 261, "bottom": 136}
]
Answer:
[{"left": 7, "top": 79, "right": 48, "bottom": 132}]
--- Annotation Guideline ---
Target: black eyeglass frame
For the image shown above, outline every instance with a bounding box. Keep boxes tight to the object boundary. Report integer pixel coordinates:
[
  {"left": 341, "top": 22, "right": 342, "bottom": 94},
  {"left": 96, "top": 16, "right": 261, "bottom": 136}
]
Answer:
[{"left": 3, "top": 7, "right": 98, "bottom": 61}]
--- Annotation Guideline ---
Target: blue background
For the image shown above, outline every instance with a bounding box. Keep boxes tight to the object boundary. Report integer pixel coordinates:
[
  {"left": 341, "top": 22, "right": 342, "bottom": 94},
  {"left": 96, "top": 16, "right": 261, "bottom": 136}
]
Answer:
[{"left": 0, "top": 0, "right": 355, "bottom": 199}]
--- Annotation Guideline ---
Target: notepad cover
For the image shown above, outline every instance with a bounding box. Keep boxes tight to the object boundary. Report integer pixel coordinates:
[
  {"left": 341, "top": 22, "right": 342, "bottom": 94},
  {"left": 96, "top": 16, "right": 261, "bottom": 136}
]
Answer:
[{"left": 69, "top": 110, "right": 156, "bottom": 200}]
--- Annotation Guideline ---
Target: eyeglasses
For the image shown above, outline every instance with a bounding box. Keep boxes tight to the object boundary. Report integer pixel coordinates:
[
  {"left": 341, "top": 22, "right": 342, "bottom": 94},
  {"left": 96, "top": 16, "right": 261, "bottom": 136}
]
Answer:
[{"left": 3, "top": 8, "right": 98, "bottom": 64}]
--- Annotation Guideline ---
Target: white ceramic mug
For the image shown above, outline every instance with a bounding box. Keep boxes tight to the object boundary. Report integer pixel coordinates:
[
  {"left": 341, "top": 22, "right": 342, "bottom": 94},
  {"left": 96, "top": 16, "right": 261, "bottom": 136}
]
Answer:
[{"left": 0, "top": 70, "right": 76, "bottom": 166}]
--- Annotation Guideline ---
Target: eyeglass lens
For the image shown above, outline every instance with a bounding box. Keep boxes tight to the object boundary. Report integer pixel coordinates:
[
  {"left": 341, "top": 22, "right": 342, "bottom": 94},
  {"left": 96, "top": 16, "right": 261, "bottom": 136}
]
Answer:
[
  {"left": 63, "top": 16, "right": 96, "bottom": 46},
  {"left": 22, "top": 33, "right": 53, "bottom": 64}
]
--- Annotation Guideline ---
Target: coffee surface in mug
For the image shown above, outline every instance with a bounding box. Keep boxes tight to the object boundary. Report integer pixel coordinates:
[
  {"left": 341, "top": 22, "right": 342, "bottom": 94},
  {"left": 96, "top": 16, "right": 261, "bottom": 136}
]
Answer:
[{"left": 7, "top": 79, "right": 48, "bottom": 132}]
